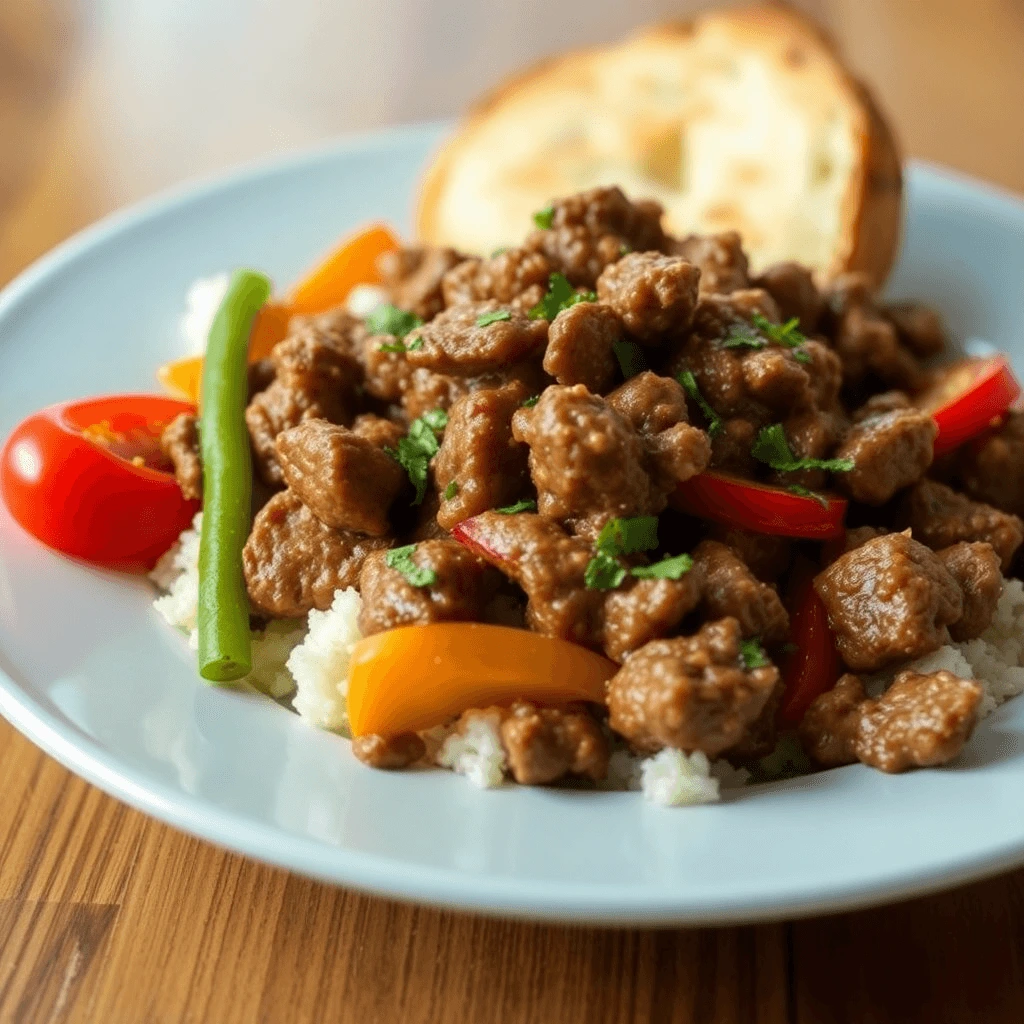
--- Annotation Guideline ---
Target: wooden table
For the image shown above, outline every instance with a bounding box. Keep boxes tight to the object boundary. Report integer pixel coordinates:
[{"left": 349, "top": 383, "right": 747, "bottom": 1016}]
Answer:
[{"left": 2, "top": 1, "right": 1024, "bottom": 1020}]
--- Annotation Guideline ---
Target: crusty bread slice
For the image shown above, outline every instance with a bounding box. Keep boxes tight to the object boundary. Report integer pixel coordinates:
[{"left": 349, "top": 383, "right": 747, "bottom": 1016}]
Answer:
[{"left": 417, "top": 4, "right": 902, "bottom": 285}]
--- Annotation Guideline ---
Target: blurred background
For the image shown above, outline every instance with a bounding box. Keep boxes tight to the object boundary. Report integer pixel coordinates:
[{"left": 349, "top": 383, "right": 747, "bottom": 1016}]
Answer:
[{"left": 2, "top": 0, "right": 1023, "bottom": 284}]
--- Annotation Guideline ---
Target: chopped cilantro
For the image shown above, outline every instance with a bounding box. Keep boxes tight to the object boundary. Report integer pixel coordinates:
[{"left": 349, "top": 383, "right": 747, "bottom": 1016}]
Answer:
[
  {"left": 677, "top": 370, "right": 723, "bottom": 437},
  {"left": 792, "top": 348, "right": 812, "bottom": 364},
  {"left": 618, "top": 243, "right": 632, "bottom": 257},
  {"left": 739, "top": 637, "right": 771, "bottom": 670},
  {"left": 365, "top": 303, "right": 423, "bottom": 340},
  {"left": 584, "top": 551, "right": 627, "bottom": 591},
  {"left": 529, "top": 273, "right": 596, "bottom": 320},
  {"left": 533, "top": 205, "right": 555, "bottom": 230},
  {"left": 631, "top": 553, "right": 693, "bottom": 581},
  {"left": 476, "top": 309, "right": 512, "bottom": 328},
  {"left": 613, "top": 340, "right": 646, "bottom": 379},
  {"left": 521, "top": 395, "right": 540, "bottom": 409},
  {"left": 751, "top": 424, "right": 854, "bottom": 475},
  {"left": 721, "top": 324, "right": 766, "bottom": 351},
  {"left": 386, "top": 544, "right": 437, "bottom": 588},
  {"left": 786, "top": 483, "right": 829, "bottom": 507},
  {"left": 386, "top": 409, "right": 447, "bottom": 505},
  {"left": 378, "top": 340, "right": 407, "bottom": 354},
  {"left": 597, "top": 516, "right": 659, "bottom": 557},
  {"left": 750, "top": 312, "right": 812, "bottom": 363},
  {"left": 443, "top": 480, "right": 459, "bottom": 501},
  {"left": 491, "top": 246, "right": 510, "bottom": 258},
  {"left": 495, "top": 499, "right": 537, "bottom": 515}
]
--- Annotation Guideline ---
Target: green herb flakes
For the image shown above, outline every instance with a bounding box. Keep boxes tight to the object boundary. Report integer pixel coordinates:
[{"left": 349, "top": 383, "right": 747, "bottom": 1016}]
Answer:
[
  {"left": 751, "top": 424, "right": 854, "bottom": 475},
  {"left": 495, "top": 499, "right": 537, "bottom": 515},
  {"left": 630, "top": 553, "right": 694, "bottom": 581},
  {"left": 739, "top": 637, "right": 771, "bottom": 670},
  {"left": 386, "top": 409, "right": 447, "bottom": 505},
  {"left": 613, "top": 340, "right": 646, "bottom": 379},
  {"left": 475, "top": 309, "right": 512, "bottom": 328},
  {"left": 533, "top": 205, "right": 555, "bottom": 230},
  {"left": 677, "top": 370, "right": 723, "bottom": 437},
  {"left": 386, "top": 544, "right": 437, "bottom": 588},
  {"left": 786, "top": 484, "right": 829, "bottom": 507},
  {"left": 443, "top": 481, "right": 459, "bottom": 501},
  {"left": 365, "top": 303, "right": 423, "bottom": 340},
  {"left": 584, "top": 551, "right": 627, "bottom": 591},
  {"left": 597, "top": 516, "right": 660, "bottom": 557},
  {"left": 521, "top": 395, "right": 540, "bottom": 408},
  {"left": 529, "top": 273, "right": 596, "bottom": 321}
]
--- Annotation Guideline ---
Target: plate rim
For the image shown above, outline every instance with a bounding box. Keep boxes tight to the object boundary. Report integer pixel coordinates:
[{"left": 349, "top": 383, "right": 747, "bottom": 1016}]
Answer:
[{"left": 2, "top": 123, "right": 1024, "bottom": 925}]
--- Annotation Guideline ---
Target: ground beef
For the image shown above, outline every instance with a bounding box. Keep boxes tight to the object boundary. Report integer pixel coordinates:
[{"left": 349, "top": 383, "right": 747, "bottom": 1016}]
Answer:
[
  {"left": 499, "top": 702, "right": 609, "bottom": 785},
  {"left": 606, "top": 371, "right": 711, "bottom": 489},
  {"left": 753, "top": 261, "right": 822, "bottom": 331},
  {"left": 456, "top": 511, "right": 605, "bottom": 647},
  {"left": 511, "top": 384, "right": 660, "bottom": 536},
  {"left": 404, "top": 301, "right": 548, "bottom": 376},
  {"left": 669, "top": 231, "right": 749, "bottom": 295},
  {"left": 709, "top": 417, "right": 759, "bottom": 476},
  {"left": 601, "top": 573, "right": 703, "bottom": 663},
  {"left": 358, "top": 333, "right": 414, "bottom": 403},
  {"left": 843, "top": 525, "right": 889, "bottom": 553},
  {"left": 900, "top": 478, "right": 1024, "bottom": 571},
  {"left": 800, "top": 671, "right": 982, "bottom": 773},
  {"left": 606, "top": 618, "right": 780, "bottom": 756},
  {"left": 351, "top": 413, "right": 406, "bottom": 449},
  {"left": 937, "top": 542, "right": 1002, "bottom": 641},
  {"left": 243, "top": 490, "right": 390, "bottom": 617},
  {"left": 245, "top": 330, "right": 361, "bottom": 485},
  {"left": 691, "top": 541, "right": 789, "bottom": 643},
  {"left": 769, "top": 407, "right": 847, "bottom": 493},
  {"left": 543, "top": 301, "right": 622, "bottom": 393},
  {"left": 356, "top": 540, "right": 499, "bottom": 636},
  {"left": 834, "top": 408, "right": 937, "bottom": 505},
  {"left": 441, "top": 247, "right": 552, "bottom": 309},
  {"left": 275, "top": 419, "right": 406, "bottom": 536},
  {"left": 814, "top": 531, "right": 962, "bottom": 672},
  {"left": 433, "top": 380, "right": 531, "bottom": 530},
  {"left": 378, "top": 245, "right": 464, "bottom": 321},
  {"left": 884, "top": 301, "right": 946, "bottom": 358},
  {"left": 247, "top": 357, "right": 277, "bottom": 399},
  {"left": 160, "top": 412, "right": 202, "bottom": 500},
  {"left": 706, "top": 526, "right": 792, "bottom": 583},
  {"left": 956, "top": 410, "right": 1024, "bottom": 517},
  {"left": 851, "top": 390, "right": 911, "bottom": 422},
  {"left": 524, "top": 186, "right": 666, "bottom": 288},
  {"left": 832, "top": 299, "right": 924, "bottom": 394},
  {"left": 352, "top": 733, "right": 426, "bottom": 770},
  {"left": 400, "top": 368, "right": 474, "bottom": 420},
  {"left": 595, "top": 252, "right": 700, "bottom": 344}
]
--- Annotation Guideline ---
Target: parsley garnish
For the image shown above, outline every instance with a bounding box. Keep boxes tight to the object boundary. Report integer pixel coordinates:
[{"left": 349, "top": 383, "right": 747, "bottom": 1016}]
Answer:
[
  {"left": 630, "top": 553, "right": 693, "bottom": 581},
  {"left": 366, "top": 303, "right": 423, "bottom": 340},
  {"left": 476, "top": 309, "right": 512, "bottom": 328},
  {"left": 533, "top": 205, "right": 555, "bottom": 230},
  {"left": 378, "top": 336, "right": 424, "bottom": 355},
  {"left": 740, "top": 637, "right": 770, "bottom": 670},
  {"left": 613, "top": 340, "right": 646, "bottom": 379},
  {"left": 721, "top": 325, "right": 766, "bottom": 351},
  {"left": 386, "top": 409, "right": 448, "bottom": 505},
  {"left": 584, "top": 515, "right": 660, "bottom": 590},
  {"left": 521, "top": 395, "right": 540, "bottom": 409},
  {"left": 386, "top": 544, "right": 437, "bottom": 588},
  {"left": 677, "top": 370, "right": 723, "bottom": 437},
  {"left": 585, "top": 551, "right": 627, "bottom": 590},
  {"left": 529, "top": 273, "right": 596, "bottom": 320},
  {"left": 619, "top": 243, "right": 632, "bottom": 257},
  {"left": 495, "top": 499, "right": 537, "bottom": 515},
  {"left": 786, "top": 483, "right": 829, "bottom": 507},
  {"left": 751, "top": 312, "right": 812, "bottom": 363},
  {"left": 443, "top": 481, "right": 459, "bottom": 501},
  {"left": 751, "top": 424, "right": 853, "bottom": 475}
]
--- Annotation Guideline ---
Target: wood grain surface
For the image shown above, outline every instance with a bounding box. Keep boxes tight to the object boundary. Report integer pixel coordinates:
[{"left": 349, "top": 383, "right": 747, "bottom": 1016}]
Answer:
[{"left": 2, "top": 1, "right": 1024, "bottom": 1021}]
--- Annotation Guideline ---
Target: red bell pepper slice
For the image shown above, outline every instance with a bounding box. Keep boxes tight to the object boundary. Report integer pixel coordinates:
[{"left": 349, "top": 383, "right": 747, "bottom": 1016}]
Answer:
[
  {"left": 778, "top": 557, "right": 841, "bottom": 725},
  {"left": 671, "top": 471, "right": 848, "bottom": 540},
  {"left": 924, "top": 356, "right": 1021, "bottom": 456},
  {"left": 1, "top": 395, "right": 200, "bottom": 571}
]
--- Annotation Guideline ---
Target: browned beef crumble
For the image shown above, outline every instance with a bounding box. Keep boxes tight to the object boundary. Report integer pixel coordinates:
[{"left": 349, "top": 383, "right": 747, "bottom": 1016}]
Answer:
[
  {"left": 352, "top": 733, "right": 426, "bottom": 769},
  {"left": 161, "top": 412, "right": 202, "bottom": 500},
  {"left": 500, "top": 702, "right": 609, "bottom": 785}
]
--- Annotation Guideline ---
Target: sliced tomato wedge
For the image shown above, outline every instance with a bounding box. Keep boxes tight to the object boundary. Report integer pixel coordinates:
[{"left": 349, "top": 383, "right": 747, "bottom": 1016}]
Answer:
[
  {"left": 923, "top": 356, "right": 1021, "bottom": 456},
  {"left": 347, "top": 623, "right": 616, "bottom": 737},
  {"left": 778, "top": 558, "right": 841, "bottom": 725},
  {"left": 671, "top": 472, "right": 847, "bottom": 540},
  {"left": 1, "top": 395, "right": 199, "bottom": 571}
]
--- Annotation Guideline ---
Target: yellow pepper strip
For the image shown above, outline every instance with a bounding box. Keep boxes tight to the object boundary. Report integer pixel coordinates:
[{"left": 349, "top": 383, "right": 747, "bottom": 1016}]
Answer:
[
  {"left": 346, "top": 623, "right": 616, "bottom": 738},
  {"left": 156, "top": 222, "right": 401, "bottom": 402}
]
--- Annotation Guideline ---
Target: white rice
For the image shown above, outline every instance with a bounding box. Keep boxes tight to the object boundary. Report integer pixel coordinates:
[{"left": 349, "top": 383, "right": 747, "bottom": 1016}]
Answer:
[
  {"left": 436, "top": 710, "right": 508, "bottom": 789},
  {"left": 179, "top": 274, "right": 229, "bottom": 355},
  {"left": 248, "top": 620, "right": 306, "bottom": 699},
  {"left": 880, "top": 577, "right": 1024, "bottom": 718},
  {"left": 150, "top": 512, "right": 203, "bottom": 649}
]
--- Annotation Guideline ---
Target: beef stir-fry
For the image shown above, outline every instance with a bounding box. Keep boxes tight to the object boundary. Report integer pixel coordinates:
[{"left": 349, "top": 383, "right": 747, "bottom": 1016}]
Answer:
[{"left": 148, "top": 186, "right": 1023, "bottom": 793}]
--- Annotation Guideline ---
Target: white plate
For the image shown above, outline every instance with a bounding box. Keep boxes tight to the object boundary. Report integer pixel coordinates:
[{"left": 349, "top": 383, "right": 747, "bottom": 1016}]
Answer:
[{"left": 2, "top": 122, "right": 1024, "bottom": 925}]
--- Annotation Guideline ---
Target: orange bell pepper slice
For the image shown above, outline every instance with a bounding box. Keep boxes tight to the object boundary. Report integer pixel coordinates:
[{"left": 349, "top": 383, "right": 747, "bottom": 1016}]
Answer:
[
  {"left": 346, "top": 623, "right": 617, "bottom": 738},
  {"left": 157, "top": 222, "right": 401, "bottom": 401}
]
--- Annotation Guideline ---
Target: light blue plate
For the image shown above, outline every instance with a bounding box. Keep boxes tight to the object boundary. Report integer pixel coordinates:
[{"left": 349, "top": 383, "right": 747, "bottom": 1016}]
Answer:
[{"left": 1, "top": 122, "right": 1023, "bottom": 925}]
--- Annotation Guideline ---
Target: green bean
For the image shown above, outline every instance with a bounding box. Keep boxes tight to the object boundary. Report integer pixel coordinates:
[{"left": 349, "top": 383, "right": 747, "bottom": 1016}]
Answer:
[{"left": 197, "top": 269, "right": 271, "bottom": 682}]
